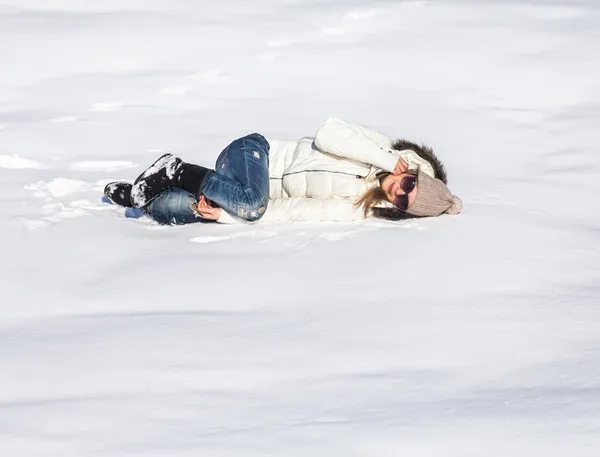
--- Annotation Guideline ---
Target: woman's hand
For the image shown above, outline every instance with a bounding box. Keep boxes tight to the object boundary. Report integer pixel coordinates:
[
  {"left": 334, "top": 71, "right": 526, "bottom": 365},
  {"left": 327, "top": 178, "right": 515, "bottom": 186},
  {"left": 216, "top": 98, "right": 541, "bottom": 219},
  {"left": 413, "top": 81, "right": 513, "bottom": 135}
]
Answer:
[
  {"left": 393, "top": 157, "right": 409, "bottom": 175},
  {"left": 194, "top": 195, "right": 221, "bottom": 220}
]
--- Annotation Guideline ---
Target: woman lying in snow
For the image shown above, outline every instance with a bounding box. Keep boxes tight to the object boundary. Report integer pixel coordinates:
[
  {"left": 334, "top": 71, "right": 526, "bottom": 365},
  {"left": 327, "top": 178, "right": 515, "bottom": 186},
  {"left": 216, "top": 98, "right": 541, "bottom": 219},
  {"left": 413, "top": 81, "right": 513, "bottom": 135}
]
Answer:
[{"left": 104, "top": 117, "right": 462, "bottom": 224}]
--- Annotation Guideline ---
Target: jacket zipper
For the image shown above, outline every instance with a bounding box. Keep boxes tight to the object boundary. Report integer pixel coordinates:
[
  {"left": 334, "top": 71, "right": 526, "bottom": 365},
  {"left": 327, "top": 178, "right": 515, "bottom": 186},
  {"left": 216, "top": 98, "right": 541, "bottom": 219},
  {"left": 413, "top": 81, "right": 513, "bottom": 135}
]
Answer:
[{"left": 270, "top": 170, "right": 366, "bottom": 180}]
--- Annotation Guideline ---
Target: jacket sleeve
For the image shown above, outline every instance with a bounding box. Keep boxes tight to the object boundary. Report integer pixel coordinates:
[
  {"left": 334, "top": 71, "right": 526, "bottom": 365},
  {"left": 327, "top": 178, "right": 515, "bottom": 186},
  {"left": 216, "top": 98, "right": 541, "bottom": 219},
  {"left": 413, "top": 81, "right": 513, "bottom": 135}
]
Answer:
[
  {"left": 262, "top": 198, "right": 365, "bottom": 222},
  {"left": 217, "top": 209, "right": 245, "bottom": 224},
  {"left": 314, "top": 117, "right": 399, "bottom": 172},
  {"left": 217, "top": 198, "right": 365, "bottom": 224}
]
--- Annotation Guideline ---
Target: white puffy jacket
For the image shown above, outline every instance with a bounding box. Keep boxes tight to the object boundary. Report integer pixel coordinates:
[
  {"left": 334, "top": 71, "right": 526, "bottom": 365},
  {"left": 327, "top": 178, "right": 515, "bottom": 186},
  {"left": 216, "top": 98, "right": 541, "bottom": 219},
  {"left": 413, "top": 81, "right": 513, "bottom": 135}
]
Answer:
[{"left": 217, "top": 117, "right": 436, "bottom": 224}]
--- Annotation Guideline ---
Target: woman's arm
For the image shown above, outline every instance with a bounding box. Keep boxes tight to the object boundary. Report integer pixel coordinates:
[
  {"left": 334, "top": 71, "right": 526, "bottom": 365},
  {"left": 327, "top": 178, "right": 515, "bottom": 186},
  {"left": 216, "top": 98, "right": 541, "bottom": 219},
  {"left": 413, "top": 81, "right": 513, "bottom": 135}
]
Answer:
[
  {"left": 214, "top": 197, "right": 365, "bottom": 224},
  {"left": 262, "top": 198, "right": 364, "bottom": 223},
  {"left": 314, "top": 117, "right": 399, "bottom": 172}
]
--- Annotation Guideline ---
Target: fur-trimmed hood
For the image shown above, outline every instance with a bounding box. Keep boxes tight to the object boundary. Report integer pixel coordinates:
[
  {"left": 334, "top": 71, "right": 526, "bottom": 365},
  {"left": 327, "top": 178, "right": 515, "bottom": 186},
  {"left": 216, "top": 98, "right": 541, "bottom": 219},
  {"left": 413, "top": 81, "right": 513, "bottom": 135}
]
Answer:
[{"left": 392, "top": 139, "right": 448, "bottom": 184}]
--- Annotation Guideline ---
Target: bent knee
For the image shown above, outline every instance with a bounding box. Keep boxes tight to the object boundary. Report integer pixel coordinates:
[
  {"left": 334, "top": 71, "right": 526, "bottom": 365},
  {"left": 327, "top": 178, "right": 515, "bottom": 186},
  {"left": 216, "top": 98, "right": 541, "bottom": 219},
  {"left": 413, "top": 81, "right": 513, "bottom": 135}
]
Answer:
[
  {"left": 245, "top": 133, "right": 269, "bottom": 151},
  {"left": 236, "top": 203, "right": 268, "bottom": 222}
]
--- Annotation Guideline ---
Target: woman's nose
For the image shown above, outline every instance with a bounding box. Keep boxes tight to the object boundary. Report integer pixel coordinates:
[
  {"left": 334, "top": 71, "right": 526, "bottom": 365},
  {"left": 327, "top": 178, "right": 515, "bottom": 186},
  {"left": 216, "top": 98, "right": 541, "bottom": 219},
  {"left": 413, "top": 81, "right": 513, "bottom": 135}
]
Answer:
[{"left": 394, "top": 182, "right": 403, "bottom": 196}]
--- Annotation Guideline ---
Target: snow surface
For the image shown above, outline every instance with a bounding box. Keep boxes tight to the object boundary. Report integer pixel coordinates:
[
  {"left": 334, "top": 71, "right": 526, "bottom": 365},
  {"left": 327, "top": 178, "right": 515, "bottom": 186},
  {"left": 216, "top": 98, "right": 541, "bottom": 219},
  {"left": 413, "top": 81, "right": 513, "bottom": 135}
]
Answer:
[{"left": 1, "top": 0, "right": 600, "bottom": 455}]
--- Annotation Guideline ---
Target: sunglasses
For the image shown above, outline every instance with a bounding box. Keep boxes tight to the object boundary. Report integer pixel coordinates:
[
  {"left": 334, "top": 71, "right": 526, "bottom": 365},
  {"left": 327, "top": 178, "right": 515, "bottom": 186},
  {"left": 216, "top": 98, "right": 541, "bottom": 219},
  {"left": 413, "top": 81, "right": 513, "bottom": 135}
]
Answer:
[{"left": 392, "top": 175, "right": 417, "bottom": 211}]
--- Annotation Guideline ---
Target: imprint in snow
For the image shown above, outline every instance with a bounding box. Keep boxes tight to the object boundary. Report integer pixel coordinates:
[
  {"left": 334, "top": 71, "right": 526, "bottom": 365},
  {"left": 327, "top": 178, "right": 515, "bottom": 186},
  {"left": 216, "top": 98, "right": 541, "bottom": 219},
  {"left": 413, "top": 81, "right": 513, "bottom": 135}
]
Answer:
[
  {"left": 46, "top": 179, "right": 87, "bottom": 198},
  {"left": 267, "top": 40, "right": 291, "bottom": 48},
  {"left": 17, "top": 219, "right": 50, "bottom": 231},
  {"left": 362, "top": 220, "right": 400, "bottom": 228},
  {"left": 69, "top": 161, "right": 137, "bottom": 171},
  {"left": 87, "top": 101, "right": 124, "bottom": 112},
  {"left": 399, "top": 220, "right": 422, "bottom": 229},
  {"left": 232, "top": 231, "right": 279, "bottom": 240},
  {"left": 190, "top": 235, "right": 233, "bottom": 243},
  {"left": 0, "top": 154, "right": 44, "bottom": 169},
  {"left": 41, "top": 202, "right": 89, "bottom": 221},
  {"left": 146, "top": 225, "right": 170, "bottom": 230},
  {"left": 319, "top": 231, "right": 358, "bottom": 241},
  {"left": 162, "top": 86, "right": 192, "bottom": 96},
  {"left": 42, "top": 202, "right": 66, "bottom": 213},
  {"left": 71, "top": 200, "right": 115, "bottom": 211},
  {"left": 189, "top": 70, "right": 225, "bottom": 83},
  {"left": 25, "top": 177, "right": 88, "bottom": 198},
  {"left": 321, "top": 28, "right": 345, "bottom": 36},
  {"left": 48, "top": 115, "right": 81, "bottom": 123},
  {"left": 46, "top": 208, "right": 89, "bottom": 222},
  {"left": 342, "top": 11, "right": 378, "bottom": 21}
]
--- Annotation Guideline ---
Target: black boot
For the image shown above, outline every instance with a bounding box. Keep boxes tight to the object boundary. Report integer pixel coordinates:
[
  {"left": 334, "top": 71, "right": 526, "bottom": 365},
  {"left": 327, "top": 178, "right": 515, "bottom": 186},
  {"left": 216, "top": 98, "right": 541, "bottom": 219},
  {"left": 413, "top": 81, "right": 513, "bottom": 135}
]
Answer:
[
  {"left": 130, "top": 153, "right": 213, "bottom": 208},
  {"left": 131, "top": 154, "right": 212, "bottom": 208},
  {"left": 104, "top": 181, "right": 134, "bottom": 208},
  {"left": 130, "top": 154, "right": 182, "bottom": 208},
  {"left": 178, "top": 163, "right": 214, "bottom": 200}
]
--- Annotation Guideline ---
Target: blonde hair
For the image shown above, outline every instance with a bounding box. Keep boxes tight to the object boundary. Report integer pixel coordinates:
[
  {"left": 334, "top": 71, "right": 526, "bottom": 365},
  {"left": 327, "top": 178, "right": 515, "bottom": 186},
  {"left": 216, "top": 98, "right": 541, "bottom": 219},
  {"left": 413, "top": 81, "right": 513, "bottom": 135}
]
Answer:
[{"left": 355, "top": 173, "right": 390, "bottom": 218}]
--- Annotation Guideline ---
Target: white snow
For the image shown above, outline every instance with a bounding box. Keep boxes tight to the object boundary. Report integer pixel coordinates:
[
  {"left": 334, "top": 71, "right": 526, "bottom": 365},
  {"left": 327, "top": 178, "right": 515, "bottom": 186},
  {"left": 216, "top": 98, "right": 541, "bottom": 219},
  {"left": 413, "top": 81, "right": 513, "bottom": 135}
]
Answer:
[
  {"left": 25, "top": 177, "right": 88, "bottom": 198},
  {"left": 48, "top": 115, "right": 82, "bottom": 123},
  {"left": 161, "top": 85, "right": 193, "bottom": 96},
  {"left": 190, "top": 235, "right": 234, "bottom": 244},
  {"left": 1, "top": 0, "right": 600, "bottom": 456},
  {"left": 87, "top": 101, "right": 125, "bottom": 112},
  {"left": 69, "top": 160, "right": 137, "bottom": 171},
  {"left": 0, "top": 154, "right": 43, "bottom": 169}
]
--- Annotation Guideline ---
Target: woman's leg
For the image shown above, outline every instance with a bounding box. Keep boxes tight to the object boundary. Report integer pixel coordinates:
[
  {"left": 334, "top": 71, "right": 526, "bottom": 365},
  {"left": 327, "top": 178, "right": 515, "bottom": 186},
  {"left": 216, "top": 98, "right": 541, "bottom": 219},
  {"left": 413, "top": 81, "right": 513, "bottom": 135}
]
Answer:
[
  {"left": 200, "top": 133, "right": 270, "bottom": 222},
  {"left": 104, "top": 181, "right": 134, "bottom": 207},
  {"left": 131, "top": 154, "right": 212, "bottom": 208},
  {"left": 144, "top": 188, "right": 208, "bottom": 225}
]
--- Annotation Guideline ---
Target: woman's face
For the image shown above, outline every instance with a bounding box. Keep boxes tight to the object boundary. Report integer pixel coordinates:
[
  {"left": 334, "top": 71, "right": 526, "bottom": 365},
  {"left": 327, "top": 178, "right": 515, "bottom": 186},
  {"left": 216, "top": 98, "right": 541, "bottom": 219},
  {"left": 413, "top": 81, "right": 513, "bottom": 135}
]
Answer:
[{"left": 381, "top": 173, "right": 418, "bottom": 208}]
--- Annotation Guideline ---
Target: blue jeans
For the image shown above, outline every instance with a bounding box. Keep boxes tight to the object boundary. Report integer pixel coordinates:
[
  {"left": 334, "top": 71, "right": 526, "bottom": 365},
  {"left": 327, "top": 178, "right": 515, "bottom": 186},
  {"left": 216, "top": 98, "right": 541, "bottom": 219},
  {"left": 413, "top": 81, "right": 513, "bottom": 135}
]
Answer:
[
  {"left": 144, "top": 133, "right": 270, "bottom": 225},
  {"left": 144, "top": 188, "right": 205, "bottom": 225}
]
